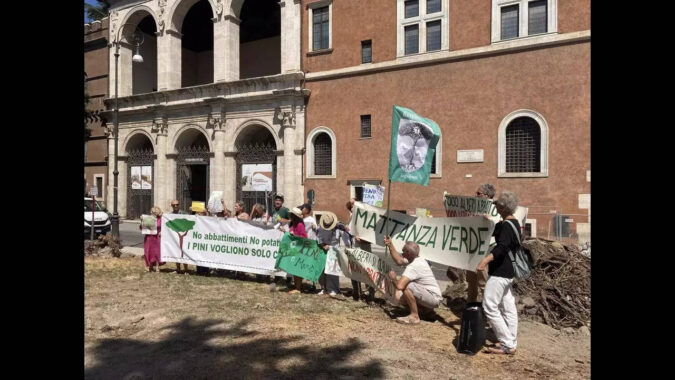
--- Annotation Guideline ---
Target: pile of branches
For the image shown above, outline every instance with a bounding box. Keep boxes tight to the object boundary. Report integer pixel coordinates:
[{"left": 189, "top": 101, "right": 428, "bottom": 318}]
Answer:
[
  {"left": 513, "top": 238, "right": 590, "bottom": 329},
  {"left": 84, "top": 234, "right": 122, "bottom": 258}
]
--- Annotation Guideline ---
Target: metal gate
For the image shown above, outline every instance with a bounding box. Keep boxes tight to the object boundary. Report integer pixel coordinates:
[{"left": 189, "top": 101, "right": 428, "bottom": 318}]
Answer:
[
  {"left": 176, "top": 145, "right": 210, "bottom": 212},
  {"left": 236, "top": 142, "right": 276, "bottom": 213},
  {"left": 126, "top": 148, "right": 154, "bottom": 219}
]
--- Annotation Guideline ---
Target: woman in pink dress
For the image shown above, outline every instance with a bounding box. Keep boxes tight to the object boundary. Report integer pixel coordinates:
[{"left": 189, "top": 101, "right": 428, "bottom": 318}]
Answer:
[{"left": 140, "top": 206, "right": 164, "bottom": 272}]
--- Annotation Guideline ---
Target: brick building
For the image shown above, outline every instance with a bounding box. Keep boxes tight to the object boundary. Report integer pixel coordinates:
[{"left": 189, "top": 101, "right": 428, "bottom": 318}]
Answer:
[
  {"left": 85, "top": 17, "right": 111, "bottom": 206},
  {"left": 101, "top": 0, "right": 590, "bottom": 242}
]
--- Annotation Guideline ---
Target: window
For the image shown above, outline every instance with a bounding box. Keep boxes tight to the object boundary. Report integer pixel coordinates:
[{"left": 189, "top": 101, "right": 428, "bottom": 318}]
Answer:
[
  {"left": 498, "top": 109, "right": 548, "bottom": 177},
  {"left": 314, "top": 133, "right": 332, "bottom": 175},
  {"left": 528, "top": 0, "right": 547, "bottom": 35},
  {"left": 505, "top": 117, "right": 540, "bottom": 173},
  {"left": 405, "top": 25, "right": 419, "bottom": 55},
  {"left": 405, "top": 0, "right": 419, "bottom": 18},
  {"left": 361, "top": 115, "right": 371, "bottom": 138},
  {"left": 308, "top": 1, "right": 333, "bottom": 52},
  {"left": 501, "top": 5, "right": 519, "bottom": 39},
  {"left": 94, "top": 174, "right": 105, "bottom": 201},
  {"left": 307, "top": 127, "right": 337, "bottom": 178},
  {"left": 313, "top": 7, "right": 330, "bottom": 51},
  {"left": 398, "top": 0, "right": 448, "bottom": 57},
  {"left": 361, "top": 40, "right": 372, "bottom": 63},
  {"left": 430, "top": 133, "right": 441, "bottom": 177},
  {"left": 492, "top": 0, "right": 557, "bottom": 43},
  {"left": 427, "top": 20, "right": 441, "bottom": 51},
  {"left": 427, "top": 0, "right": 441, "bottom": 14}
]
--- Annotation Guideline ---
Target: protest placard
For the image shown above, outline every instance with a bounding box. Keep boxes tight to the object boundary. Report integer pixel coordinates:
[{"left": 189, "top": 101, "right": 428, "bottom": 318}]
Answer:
[
  {"left": 141, "top": 214, "right": 157, "bottom": 235},
  {"left": 161, "top": 214, "right": 285, "bottom": 275},
  {"left": 275, "top": 232, "right": 326, "bottom": 282},
  {"left": 348, "top": 201, "right": 495, "bottom": 271},
  {"left": 207, "top": 191, "right": 224, "bottom": 213},
  {"left": 443, "top": 194, "right": 529, "bottom": 234},
  {"left": 335, "top": 247, "right": 403, "bottom": 305},
  {"left": 362, "top": 184, "right": 385, "bottom": 207},
  {"left": 324, "top": 246, "right": 343, "bottom": 276}
]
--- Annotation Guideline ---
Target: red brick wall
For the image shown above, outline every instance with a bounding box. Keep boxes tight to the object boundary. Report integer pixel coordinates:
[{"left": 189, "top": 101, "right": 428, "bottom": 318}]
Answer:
[
  {"left": 304, "top": 42, "right": 590, "bottom": 223},
  {"left": 559, "top": 0, "right": 591, "bottom": 34},
  {"left": 449, "top": 0, "right": 491, "bottom": 51}
]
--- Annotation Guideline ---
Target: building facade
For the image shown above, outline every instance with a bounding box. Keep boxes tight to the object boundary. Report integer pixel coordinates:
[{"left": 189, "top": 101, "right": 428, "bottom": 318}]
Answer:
[
  {"left": 102, "top": 0, "right": 590, "bottom": 242},
  {"left": 85, "top": 17, "right": 111, "bottom": 205}
]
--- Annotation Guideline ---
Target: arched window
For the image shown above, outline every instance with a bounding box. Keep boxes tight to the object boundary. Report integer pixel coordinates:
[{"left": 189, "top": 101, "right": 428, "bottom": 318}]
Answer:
[
  {"left": 307, "top": 127, "right": 337, "bottom": 178},
  {"left": 314, "top": 133, "right": 332, "bottom": 175},
  {"left": 498, "top": 110, "right": 548, "bottom": 177}
]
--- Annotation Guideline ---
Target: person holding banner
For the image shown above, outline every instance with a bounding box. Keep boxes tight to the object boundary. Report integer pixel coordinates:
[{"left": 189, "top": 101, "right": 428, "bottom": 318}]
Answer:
[
  {"left": 301, "top": 203, "right": 318, "bottom": 241},
  {"left": 269, "top": 194, "right": 290, "bottom": 226},
  {"left": 140, "top": 206, "right": 165, "bottom": 273},
  {"left": 316, "top": 212, "right": 341, "bottom": 297},
  {"left": 233, "top": 201, "right": 250, "bottom": 220},
  {"left": 249, "top": 203, "right": 269, "bottom": 225},
  {"left": 281, "top": 207, "right": 307, "bottom": 294},
  {"left": 476, "top": 191, "right": 520, "bottom": 355},
  {"left": 383, "top": 237, "right": 443, "bottom": 325},
  {"left": 169, "top": 200, "right": 190, "bottom": 274}
]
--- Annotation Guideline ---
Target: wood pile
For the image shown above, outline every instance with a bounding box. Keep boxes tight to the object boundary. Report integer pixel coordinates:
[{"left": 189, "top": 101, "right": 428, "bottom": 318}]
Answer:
[{"left": 514, "top": 238, "right": 591, "bottom": 329}]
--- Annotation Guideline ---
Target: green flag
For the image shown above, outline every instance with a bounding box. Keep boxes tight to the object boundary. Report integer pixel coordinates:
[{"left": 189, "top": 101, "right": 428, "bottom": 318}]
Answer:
[
  {"left": 275, "top": 232, "right": 326, "bottom": 283},
  {"left": 388, "top": 105, "right": 441, "bottom": 186}
]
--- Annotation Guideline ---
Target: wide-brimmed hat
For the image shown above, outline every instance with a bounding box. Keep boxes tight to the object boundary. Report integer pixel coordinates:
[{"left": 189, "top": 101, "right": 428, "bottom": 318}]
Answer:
[
  {"left": 290, "top": 207, "right": 303, "bottom": 218},
  {"left": 319, "top": 211, "right": 339, "bottom": 230}
]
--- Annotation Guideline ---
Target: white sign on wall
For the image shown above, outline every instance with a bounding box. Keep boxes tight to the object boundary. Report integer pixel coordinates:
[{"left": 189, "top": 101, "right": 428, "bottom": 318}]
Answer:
[
  {"left": 457, "top": 149, "right": 484, "bottom": 163},
  {"left": 242, "top": 164, "right": 273, "bottom": 191},
  {"left": 578, "top": 194, "right": 590, "bottom": 209}
]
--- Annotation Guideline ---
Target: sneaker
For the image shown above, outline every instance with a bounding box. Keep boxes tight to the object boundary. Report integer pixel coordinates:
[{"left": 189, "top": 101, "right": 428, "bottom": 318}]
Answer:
[
  {"left": 329, "top": 291, "right": 338, "bottom": 297},
  {"left": 317, "top": 290, "right": 325, "bottom": 295}
]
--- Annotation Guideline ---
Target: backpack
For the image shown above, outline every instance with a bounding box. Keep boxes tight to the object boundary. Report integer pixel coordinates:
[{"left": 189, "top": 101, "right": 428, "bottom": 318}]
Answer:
[{"left": 505, "top": 219, "right": 534, "bottom": 280}]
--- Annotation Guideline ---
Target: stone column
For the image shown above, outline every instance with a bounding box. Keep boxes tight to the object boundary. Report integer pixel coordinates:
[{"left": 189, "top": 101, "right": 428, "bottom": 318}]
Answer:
[
  {"left": 118, "top": 42, "right": 133, "bottom": 96},
  {"left": 280, "top": 0, "right": 302, "bottom": 74},
  {"left": 282, "top": 111, "right": 297, "bottom": 206},
  {"left": 212, "top": 120, "right": 226, "bottom": 194},
  {"left": 153, "top": 120, "right": 168, "bottom": 210},
  {"left": 106, "top": 127, "right": 116, "bottom": 211},
  {"left": 157, "top": 30, "right": 182, "bottom": 90},
  {"left": 213, "top": 15, "right": 240, "bottom": 82}
]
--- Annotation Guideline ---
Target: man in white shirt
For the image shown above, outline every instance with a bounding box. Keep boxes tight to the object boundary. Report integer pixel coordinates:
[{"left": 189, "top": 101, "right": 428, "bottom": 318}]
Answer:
[
  {"left": 300, "top": 203, "right": 318, "bottom": 240},
  {"left": 384, "top": 236, "right": 443, "bottom": 325}
]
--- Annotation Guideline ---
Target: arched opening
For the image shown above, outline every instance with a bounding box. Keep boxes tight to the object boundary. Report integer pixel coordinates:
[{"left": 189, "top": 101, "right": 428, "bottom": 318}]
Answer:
[
  {"left": 132, "top": 15, "right": 158, "bottom": 94},
  {"left": 125, "top": 134, "right": 155, "bottom": 219},
  {"left": 313, "top": 133, "right": 332, "bottom": 176},
  {"left": 175, "top": 129, "right": 211, "bottom": 210},
  {"left": 181, "top": 0, "right": 214, "bottom": 87},
  {"left": 505, "top": 117, "right": 541, "bottom": 173},
  {"left": 235, "top": 125, "right": 277, "bottom": 212},
  {"left": 239, "top": 0, "right": 281, "bottom": 79}
]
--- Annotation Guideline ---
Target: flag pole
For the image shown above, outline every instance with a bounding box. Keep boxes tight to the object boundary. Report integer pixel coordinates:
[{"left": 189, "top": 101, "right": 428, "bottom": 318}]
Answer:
[{"left": 384, "top": 179, "right": 392, "bottom": 254}]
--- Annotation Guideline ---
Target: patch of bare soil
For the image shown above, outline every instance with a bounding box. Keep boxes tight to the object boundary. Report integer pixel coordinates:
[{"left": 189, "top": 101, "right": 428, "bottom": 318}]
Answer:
[{"left": 85, "top": 257, "right": 590, "bottom": 379}]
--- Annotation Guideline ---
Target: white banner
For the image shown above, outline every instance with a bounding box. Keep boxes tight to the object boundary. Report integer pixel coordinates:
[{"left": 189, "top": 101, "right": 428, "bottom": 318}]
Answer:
[
  {"left": 324, "top": 246, "right": 344, "bottom": 276},
  {"left": 336, "top": 247, "right": 403, "bottom": 305},
  {"left": 161, "top": 214, "right": 285, "bottom": 275},
  {"left": 443, "top": 194, "right": 529, "bottom": 235},
  {"left": 348, "top": 202, "right": 495, "bottom": 271}
]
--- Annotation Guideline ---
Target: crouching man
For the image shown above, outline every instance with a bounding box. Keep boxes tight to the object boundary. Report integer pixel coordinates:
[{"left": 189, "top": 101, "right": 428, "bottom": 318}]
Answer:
[{"left": 384, "top": 236, "right": 444, "bottom": 325}]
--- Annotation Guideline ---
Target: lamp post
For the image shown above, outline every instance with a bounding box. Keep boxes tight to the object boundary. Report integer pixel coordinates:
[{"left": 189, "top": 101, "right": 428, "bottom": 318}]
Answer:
[{"left": 111, "top": 24, "right": 144, "bottom": 239}]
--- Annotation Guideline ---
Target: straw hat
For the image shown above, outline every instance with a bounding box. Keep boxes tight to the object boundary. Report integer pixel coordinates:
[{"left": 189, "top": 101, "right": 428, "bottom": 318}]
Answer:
[
  {"left": 319, "top": 211, "right": 339, "bottom": 230},
  {"left": 290, "top": 207, "right": 303, "bottom": 219}
]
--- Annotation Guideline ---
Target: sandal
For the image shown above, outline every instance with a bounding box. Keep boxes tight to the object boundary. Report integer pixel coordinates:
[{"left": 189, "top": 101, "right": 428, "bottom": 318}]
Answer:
[
  {"left": 288, "top": 289, "right": 301, "bottom": 294},
  {"left": 396, "top": 316, "right": 421, "bottom": 325},
  {"left": 484, "top": 346, "right": 516, "bottom": 355}
]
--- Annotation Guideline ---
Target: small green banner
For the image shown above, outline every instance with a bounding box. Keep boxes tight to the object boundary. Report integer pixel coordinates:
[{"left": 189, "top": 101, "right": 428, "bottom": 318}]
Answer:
[{"left": 274, "top": 232, "right": 326, "bottom": 283}]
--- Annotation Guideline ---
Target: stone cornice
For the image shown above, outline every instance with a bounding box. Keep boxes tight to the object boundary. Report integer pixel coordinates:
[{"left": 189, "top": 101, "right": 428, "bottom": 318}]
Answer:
[
  {"left": 306, "top": 30, "right": 591, "bottom": 81},
  {"left": 104, "top": 72, "right": 306, "bottom": 113}
]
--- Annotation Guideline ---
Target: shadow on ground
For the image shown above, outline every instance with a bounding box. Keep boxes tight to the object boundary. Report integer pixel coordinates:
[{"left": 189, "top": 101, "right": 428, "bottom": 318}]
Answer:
[{"left": 85, "top": 317, "right": 384, "bottom": 379}]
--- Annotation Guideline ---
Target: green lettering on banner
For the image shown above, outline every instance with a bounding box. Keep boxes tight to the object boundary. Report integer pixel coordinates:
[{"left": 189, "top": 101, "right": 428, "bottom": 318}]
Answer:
[
  {"left": 389, "top": 218, "right": 405, "bottom": 236},
  {"left": 469, "top": 227, "right": 479, "bottom": 253},
  {"left": 459, "top": 227, "right": 468, "bottom": 253},
  {"left": 366, "top": 213, "right": 378, "bottom": 231},
  {"left": 449, "top": 226, "right": 459, "bottom": 251},
  {"left": 442, "top": 225, "right": 452, "bottom": 250},
  {"left": 378, "top": 214, "right": 388, "bottom": 234},
  {"left": 406, "top": 224, "right": 420, "bottom": 244},
  {"left": 192, "top": 231, "right": 200, "bottom": 239},
  {"left": 356, "top": 208, "right": 369, "bottom": 228},
  {"left": 396, "top": 225, "right": 409, "bottom": 241},
  {"left": 478, "top": 227, "right": 489, "bottom": 255},
  {"left": 417, "top": 226, "right": 431, "bottom": 246},
  {"left": 426, "top": 226, "right": 438, "bottom": 248},
  {"left": 275, "top": 232, "right": 326, "bottom": 282}
]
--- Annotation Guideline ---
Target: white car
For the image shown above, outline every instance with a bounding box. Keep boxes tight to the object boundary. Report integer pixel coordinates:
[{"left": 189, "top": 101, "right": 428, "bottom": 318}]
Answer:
[{"left": 84, "top": 197, "right": 111, "bottom": 237}]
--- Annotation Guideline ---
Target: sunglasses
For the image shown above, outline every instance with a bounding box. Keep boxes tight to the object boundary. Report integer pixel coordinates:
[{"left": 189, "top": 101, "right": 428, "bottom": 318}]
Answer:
[
  {"left": 476, "top": 192, "right": 484, "bottom": 196},
  {"left": 171, "top": 204, "right": 179, "bottom": 207}
]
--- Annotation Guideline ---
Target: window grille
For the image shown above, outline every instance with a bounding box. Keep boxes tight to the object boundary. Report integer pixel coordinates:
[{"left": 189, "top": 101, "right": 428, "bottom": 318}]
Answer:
[
  {"left": 361, "top": 115, "right": 371, "bottom": 138},
  {"left": 505, "top": 117, "right": 541, "bottom": 173},
  {"left": 314, "top": 133, "right": 332, "bottom": 175},
  {"left": 501, "top": 5, "right": 519, "bottom": 39},
  {"left": 528, "top": 0, "right": 547, "bottom": 35}
]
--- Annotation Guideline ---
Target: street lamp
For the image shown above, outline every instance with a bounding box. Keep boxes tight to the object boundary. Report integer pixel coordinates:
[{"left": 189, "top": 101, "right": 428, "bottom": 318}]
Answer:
[{"left": 111, "top": 24, "right": 144, "bottom": 239}]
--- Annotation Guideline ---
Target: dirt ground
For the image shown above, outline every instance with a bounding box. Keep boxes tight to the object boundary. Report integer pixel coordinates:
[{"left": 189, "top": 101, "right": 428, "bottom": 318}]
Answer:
[{"left": 84, "top": 257, "right": 590, "bottom": 379}]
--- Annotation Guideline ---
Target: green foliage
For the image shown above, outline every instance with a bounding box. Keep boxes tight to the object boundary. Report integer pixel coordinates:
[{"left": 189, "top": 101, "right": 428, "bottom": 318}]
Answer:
[
  {"left": 85, "top": 1, "right": 109, "bottom": 22},
  {"left": 167, "top": 219, "right": 196, "bottom": 233}
]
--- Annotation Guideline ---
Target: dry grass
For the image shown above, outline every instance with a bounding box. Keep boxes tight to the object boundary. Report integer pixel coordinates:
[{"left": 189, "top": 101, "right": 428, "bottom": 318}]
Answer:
[{"left": 85, "top": 257, "right": 590, "bottom": 379}]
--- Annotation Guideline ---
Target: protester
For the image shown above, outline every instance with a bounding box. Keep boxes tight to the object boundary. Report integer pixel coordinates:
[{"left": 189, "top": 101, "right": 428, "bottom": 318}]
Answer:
[
  {"left": 249, "top": 203, "right": 269, "bottom": 224},
  {"left": 169, "top": 199, "right": 190, "bottom": 274},
  {"left": 140, "top": 206, "right": 165, "bottom": 273},
  {"left": 281, "top": 207, "right": 307, "bottom": 294},
  {"left": 446, "top": 183, "right": 496, "bottom": 302},
  {"left": 476, "top": 191, "right": 520, "bottom": 355},
  {"left": 269, "top": 194, "right": 290, "bottom": 226},
  {"left": 233, "top": 200, "right": 249, "bottom": 220},
  {"left": 316, "top": 211, "right": 341, "bottom": 297},
  {"left": 383, "top": 236, "right": 443, "bottom": 325},
  {"left": 345, "top": 199, "right": 375, "bottom": 303},
  {"left": 301, "top": 203, "right": 318, "bottom": 240}
]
